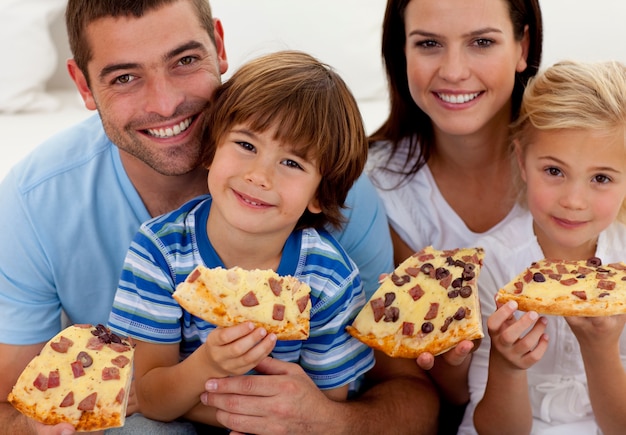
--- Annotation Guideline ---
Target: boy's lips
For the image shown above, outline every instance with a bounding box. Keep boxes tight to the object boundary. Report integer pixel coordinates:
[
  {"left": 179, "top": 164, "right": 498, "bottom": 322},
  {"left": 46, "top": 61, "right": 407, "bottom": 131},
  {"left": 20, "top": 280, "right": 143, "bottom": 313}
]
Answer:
[{"left": 235, "top": 190, "right": 271, "bottom": 208}]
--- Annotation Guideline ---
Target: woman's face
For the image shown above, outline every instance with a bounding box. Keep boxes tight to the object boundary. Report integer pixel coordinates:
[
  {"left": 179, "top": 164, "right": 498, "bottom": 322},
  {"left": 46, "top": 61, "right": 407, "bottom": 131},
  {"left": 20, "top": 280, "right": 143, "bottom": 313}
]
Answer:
[{"left": 404, "top": 0, "right": 528, "bottom": 138}]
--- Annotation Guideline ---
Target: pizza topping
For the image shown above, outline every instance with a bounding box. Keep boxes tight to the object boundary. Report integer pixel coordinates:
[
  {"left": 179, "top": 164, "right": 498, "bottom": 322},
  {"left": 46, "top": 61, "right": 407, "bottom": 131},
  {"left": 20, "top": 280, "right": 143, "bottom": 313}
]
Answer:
[
  {"left": 268, "top": 278, "right": 282, "bottom": 296},
  {"left": 391, "top": 273, "right": 410, "bottom": 286},
  {"left": 384, "top": 306, "right": 400, "bottom": 322},
  {"left": 420, "top": 263, "right": 435, "bottom": 278},
  {"left": 272, "top": 304, "right": 285, "bottom": 321},
  {"left": 33, "top": 373, "right": 48, "bottom": 392},
  {"left": 453, "top": 307, "right": 467, "bottom": 321},
  {"left": 77, "top": 393, "right": 97, "bottom": 411},
  {"left": 402, "top": 322, "right": 414, "bottom": 336},
  {"left": 50, "top": 336, "right": 73, "bottom": 353},
  {"left": 48, "top": 370, "right": 60, "bottom": 388},
  {"left": 115, "top": 388, "right": 126, "bottom": 404},
  {"left": 572, "top": 291, "right": 587, "bottom": 300},
  {"left": 532, "top": 272, "right": 546, "bottom": 283},
  {"left": 406, "top": 267, "right": 419, "bottom": 277},
  {"left": 92, "top": 324, "right": 125, "bottom": 345},
  {"left": 448, "top": 289, "right": 460, "bottom": 299},
  {"left": 424, "top": 303, "right": 439, "bottom": 320},
  {"left": 384, "top": 292, "right": 396, "bottom": 306},
  {"left": 587, "top": 257, "right": 602, "bottom": 267},
  {"left": 296, "top": 295, "right": 310, "bottom": 313},
  {"left": 440, "top": 316, "right": 453, "bottom": 333},
  {"left": 102, "top": 367, "right": 120, "bottom": 381},
  {"left": 87, "top": 336, "right": 104, "bottom": 350},
  {"left": 560, "top": 278, "right": 577, "bottom": 286},
  {"left": 111, "top": 355, "right": 131, "bottom": 369},
  {"left": 421, "top": 322, "right": 434, "bottom": 334},
  {"left": 240, "top": 291, "right": 259, "bottom": 307},
  {"left": 409, "top": 285, "right": 425, "bottom": 301},
  {"left": 109, "top": 342, "right": 132, "bottom": 353},
  {"left": 76, "top": 351, "right": 93, "bottom": 368},
  {"left": 187, "top": 268, "right": 201, "bottom": 282},
  {"left": 70, "top": 360, "right": 85, "bottom": 378},
  {"left": 460, "top": 286, "right": 473, "bottom": 298},
  {"left": 435, "top": 267, "right": 450, "bottom": 280},
  {"left": 598, "top": 280, "right": 616, "bottom": 290},
  {"left": 59, "top": 392, "right": 74, "bottom": 408},
  {"left": 370, "top": 298, "right": 385, "bottom": 322},
  {"left": 451, "top": 278, "right": 463, "bottom": 289}
]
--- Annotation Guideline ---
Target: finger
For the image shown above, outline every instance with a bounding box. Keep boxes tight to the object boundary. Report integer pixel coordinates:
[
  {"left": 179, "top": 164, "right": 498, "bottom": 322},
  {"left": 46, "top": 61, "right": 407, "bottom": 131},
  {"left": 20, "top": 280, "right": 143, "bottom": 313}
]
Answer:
[
  {"left": 441, "top": 340, "right": 473, "bottom": 366},
  {"left": 519, "top": 333, "right": 549, "bottom": 368},
  {"left": 487, "top": 301, "right": 518, "bottom": 332},
  {"left": 209, "top": 322, "right": 256, "bottom": 346},
  {"left": 511, "top": 316, "right": 547, "bottom": 355},
  {"left": 234, "top": 333, "right": 276, "bottom": 368},
  {"left": 416, "top": 352, "right": 434, "bottom": 370},
  {"left": 497, "top": 311, "right": 541, "bottom": 346}
]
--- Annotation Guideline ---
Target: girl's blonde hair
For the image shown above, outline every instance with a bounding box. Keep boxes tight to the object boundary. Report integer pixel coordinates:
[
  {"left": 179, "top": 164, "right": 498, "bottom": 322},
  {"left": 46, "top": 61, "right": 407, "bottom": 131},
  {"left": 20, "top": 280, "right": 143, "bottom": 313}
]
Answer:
[
  {"left": 201, "top": 50, "right": 368, "bottom": 230},
  {"left": 511, "top": 60, "right": 626, "bottom": 221}
]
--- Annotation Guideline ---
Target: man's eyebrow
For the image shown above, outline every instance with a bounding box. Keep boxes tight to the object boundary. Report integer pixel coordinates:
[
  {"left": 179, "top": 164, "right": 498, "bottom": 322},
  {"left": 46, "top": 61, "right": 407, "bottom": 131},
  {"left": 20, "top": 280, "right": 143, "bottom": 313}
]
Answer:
[{"left": 98, "top": 40, "right": 209, "bottom": 81}]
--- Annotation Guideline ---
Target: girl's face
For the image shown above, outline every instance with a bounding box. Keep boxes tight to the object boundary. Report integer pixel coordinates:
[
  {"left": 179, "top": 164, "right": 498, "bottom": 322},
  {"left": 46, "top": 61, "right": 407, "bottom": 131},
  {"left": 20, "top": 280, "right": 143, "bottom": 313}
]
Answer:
[
  {"left": 207, "top": 123, "right": 322, "bottom": 239},
  {"left": 518, "top": 128, "right": 626, "bottom": 260},
  {"left": 404, "top": 0, "right": 528, "bottom": 138}
]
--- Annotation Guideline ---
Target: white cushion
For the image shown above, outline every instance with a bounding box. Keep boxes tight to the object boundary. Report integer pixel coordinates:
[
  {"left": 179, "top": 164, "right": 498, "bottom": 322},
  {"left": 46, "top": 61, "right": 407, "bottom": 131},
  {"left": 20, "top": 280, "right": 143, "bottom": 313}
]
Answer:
[{"left": 0, "top": 0, "right": 66, "bottom": 113}]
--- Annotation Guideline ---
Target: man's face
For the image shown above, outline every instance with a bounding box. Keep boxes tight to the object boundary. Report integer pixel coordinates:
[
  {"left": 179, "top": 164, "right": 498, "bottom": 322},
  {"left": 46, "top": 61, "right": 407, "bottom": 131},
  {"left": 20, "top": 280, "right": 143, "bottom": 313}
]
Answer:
[{"left": 72, "top": 0, "right": 228, "bottom": 176}]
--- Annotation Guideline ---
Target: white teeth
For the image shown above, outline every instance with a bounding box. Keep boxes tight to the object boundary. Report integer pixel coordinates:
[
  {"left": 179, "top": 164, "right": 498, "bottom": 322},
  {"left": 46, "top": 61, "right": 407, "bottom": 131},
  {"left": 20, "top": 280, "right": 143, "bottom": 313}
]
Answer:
[
  {"left": 147, "top": 118, "right": 192, "bottom": 138},
  {"left": 437, "top": 92, "right": 480, "bottom": 104}
]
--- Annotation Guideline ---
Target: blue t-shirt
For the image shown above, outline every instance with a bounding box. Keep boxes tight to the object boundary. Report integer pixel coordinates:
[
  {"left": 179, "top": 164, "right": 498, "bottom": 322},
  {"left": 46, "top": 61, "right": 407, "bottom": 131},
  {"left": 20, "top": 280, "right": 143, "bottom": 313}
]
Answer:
[
  {"left": 108, "top": 196, "right": 374, "bottom": 389},
  {"left": 0, "top": 115, "right": 393, "bottom": 345}
]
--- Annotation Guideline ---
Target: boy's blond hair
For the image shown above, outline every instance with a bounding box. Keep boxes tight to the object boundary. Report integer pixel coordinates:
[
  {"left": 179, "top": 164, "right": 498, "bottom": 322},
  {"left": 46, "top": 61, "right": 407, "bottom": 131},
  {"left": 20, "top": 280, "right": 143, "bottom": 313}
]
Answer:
[
  {"left": 201, "top": 50, "right": 368, "bottom": 230},
  {"left": 512, "top": 60, "right": 626, "bottom": 222}
]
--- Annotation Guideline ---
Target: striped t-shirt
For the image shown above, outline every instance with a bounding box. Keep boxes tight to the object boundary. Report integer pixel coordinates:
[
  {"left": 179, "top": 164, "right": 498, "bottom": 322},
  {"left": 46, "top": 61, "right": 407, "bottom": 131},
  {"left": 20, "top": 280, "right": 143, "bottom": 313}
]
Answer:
[{"left": 108, "top": 195, "right": 374, "bottom": 390}]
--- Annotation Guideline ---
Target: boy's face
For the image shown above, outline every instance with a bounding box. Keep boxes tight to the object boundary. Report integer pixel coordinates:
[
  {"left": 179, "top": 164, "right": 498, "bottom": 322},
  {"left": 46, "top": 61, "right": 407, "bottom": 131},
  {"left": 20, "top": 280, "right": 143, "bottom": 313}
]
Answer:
[
  {"left": 207, "top": 123, "right": 322, "bottom": 238},
  {"left": 518, "top": 128, "right": 626, "bottom": 260},
  {"left": 69, "top": 0, "right": 228, "bottom": 177}
]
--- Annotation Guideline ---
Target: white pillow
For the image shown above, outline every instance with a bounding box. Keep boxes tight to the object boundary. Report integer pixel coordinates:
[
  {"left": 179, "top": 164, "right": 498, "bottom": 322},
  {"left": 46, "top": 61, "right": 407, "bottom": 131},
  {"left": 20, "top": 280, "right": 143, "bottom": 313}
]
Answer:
[
  {"left": 0, "top": 0, "right": 66, "bottom": 113},
  {"left": 210, "top": 0, "right": 388, "bottom": 102}
]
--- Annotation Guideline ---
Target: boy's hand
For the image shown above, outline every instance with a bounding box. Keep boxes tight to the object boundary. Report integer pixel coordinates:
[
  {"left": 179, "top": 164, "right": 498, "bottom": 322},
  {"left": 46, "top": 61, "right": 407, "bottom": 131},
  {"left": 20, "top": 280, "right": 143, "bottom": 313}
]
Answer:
[
  {"left": 488, "top": 300, "right": 549, "bottom": 370},
  {"left": 203, "top": 322, "right": 276, "bottom": 377},
  {"left": 416, "top": 338, "right": 479, "bottom": 370}
]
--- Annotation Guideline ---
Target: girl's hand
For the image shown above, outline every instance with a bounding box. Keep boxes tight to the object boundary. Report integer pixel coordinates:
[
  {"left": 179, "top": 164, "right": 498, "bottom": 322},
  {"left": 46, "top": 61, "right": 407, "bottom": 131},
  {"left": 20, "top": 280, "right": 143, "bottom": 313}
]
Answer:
[
  {"left": 566, "top": 313, "right": 626, "bottom": 351},
  {"left": 203, "top": 322, "right": 276, "bottom": 377},
  {"left": 488, "top": 300, "right": 549, "bottom": 370}
]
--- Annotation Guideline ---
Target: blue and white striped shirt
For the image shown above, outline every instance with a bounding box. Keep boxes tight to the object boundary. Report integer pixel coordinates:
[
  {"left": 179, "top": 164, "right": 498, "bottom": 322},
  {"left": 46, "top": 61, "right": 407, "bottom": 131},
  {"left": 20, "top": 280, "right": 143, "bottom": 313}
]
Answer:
[{"left": 108, "top": 195, "right": 374, "bottom": 390}]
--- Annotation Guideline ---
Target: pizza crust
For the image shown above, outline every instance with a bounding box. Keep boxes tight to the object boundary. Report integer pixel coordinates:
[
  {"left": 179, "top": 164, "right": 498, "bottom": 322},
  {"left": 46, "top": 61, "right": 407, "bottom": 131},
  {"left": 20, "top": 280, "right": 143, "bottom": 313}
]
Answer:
[
  {"left": 497, "top": 257, "right": 626, "bottom": 317},
  {"left": 347, "top": 246, "right": 485, "bottom": 358},
  {"left": 173, "top": 265, "right": 311, "bottom": 340}
]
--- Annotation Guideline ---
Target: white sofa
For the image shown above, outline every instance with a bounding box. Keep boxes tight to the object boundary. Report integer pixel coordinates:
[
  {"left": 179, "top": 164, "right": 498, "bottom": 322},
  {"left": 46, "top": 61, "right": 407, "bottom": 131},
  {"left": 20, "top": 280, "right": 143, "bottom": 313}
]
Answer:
[{"left": 2, "top": 0, "right": 626, "bottom": 181}]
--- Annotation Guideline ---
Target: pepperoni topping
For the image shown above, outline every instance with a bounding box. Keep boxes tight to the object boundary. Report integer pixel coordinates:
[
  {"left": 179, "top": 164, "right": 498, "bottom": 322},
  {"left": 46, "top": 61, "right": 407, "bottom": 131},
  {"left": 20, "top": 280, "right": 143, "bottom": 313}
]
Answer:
[
  {"left": 102, "top": 367, "right": 120, "bottom": 381},
  {"left": 47, "top": 370, "right": 60, "bottom": 388},
  {"left": 111, "top": 355, "right": 131, "bottom": 368},
  {"left": 402, "top": 322, "right": 414, "bottom": 336},
  {"left": 33, "top": 373, "right": 48, "bottom": 391},
  {"left": 268, "top": 277, "right": 282, "bottom": 296},
  {"left": 115, "top": 388, "right": 126, "bottom": 404},
  {"left": 424, "top": 303, "right": 439, "bottom": 320},
  {"left": 60, "top": 392, "right": 74, "bottom": 408},
  {"left": 572, "top": 291, "right": 587, "bottom": 300},
  {"left": 50, "top": 336, "right": 73, "bottom": 353},
  {"left": 71, "top": 360, "right": 85, "bottom": 378},
  {"left": 77, "top": 392, "right": 97, "bottom": 411},
  {"left": 296, "top": 295, "right": 310, "bottom": 313},
  {"left": 240, "top": 291, "right": 259, "bottom": 307},
  {"left": 272, "top": 304, "right": 285, "bottom": 321}
]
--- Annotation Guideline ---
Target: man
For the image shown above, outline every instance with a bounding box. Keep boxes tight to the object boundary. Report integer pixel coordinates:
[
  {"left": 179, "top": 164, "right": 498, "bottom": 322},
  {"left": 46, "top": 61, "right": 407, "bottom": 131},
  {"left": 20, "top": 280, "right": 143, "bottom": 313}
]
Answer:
[{"left": 0, "top": 1, "right": 440, "bottom": 434}]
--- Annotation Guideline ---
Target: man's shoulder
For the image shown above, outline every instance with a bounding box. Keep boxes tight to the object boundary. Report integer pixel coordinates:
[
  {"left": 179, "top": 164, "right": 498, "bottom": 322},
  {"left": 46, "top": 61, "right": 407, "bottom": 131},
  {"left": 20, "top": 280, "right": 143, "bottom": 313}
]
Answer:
[{"left": 8, "top": 115, "right": 113, "bottom": 193}]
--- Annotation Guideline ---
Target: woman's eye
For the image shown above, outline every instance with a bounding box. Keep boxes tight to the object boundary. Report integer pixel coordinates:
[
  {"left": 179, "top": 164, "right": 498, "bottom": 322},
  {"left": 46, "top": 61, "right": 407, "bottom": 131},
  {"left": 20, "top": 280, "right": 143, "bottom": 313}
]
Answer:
[
  {"left": 416, "top": 39, "right": 439, "bottom": 49},
  {"left": 474, "top": 38, "right": 494, "bottom": 48}
]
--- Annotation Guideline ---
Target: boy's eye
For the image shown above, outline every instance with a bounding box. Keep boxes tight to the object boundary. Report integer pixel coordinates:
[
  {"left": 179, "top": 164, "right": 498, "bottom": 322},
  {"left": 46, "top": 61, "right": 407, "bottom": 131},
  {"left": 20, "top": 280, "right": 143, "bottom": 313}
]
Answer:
[
  {"left": 236, "top": 141, "right": 256, "bottom": 152},
  {"left": 281, "top": 159, "right": 303, "bottom": 170}
]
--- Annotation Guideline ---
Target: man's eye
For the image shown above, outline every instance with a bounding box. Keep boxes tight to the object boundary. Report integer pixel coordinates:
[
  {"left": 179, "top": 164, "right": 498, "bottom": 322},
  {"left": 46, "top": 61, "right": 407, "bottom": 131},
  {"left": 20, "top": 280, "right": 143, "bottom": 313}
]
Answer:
[
  {"left": 179, "top": 56, "right": 196, "bottom": 66},
  {"left": 114, "top": 74, "right": 134, "bottom": 85}
]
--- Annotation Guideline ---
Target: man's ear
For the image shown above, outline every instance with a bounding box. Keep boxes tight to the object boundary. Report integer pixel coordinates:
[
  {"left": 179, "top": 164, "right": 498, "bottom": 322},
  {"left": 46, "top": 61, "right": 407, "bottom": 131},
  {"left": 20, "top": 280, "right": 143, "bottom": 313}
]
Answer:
[
  {"left": 213, "top": 18, "right": 229, "bottom": 75},
  {"left": 514, "top": 139, "right": 527, "bottom": 182},
  {"left": 67, "top": 59, "right": 97, "bottom": 111}
]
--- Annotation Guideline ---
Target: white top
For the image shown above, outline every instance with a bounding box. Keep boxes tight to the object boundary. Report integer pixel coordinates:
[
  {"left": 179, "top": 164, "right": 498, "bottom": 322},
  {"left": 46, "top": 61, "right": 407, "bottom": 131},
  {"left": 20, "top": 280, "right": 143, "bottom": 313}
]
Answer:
[
  {"left": 366, "top": 140, "right": 525, "bottom": 251},
  {"left": 458, "top": 212, "right": 626, "bottom": 434}
]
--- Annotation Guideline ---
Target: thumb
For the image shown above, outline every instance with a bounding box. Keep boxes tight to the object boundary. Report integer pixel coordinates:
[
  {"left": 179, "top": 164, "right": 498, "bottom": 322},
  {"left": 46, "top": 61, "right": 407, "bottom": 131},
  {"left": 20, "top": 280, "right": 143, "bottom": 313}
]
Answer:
[{"left": 253, "top": 356, "right": 296, "bottom": 375}]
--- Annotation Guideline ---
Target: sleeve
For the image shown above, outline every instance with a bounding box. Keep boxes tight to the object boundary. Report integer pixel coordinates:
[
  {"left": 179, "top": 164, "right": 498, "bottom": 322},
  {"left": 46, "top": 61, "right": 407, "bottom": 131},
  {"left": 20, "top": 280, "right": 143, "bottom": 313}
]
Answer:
[
  {"left": 107, "top": 225, "right": 184, "bottom": 343},
  {"left": 297, "top": 254, "right": 375, "bottom": 390},
  {"left": 329, "top": 172, "right": 394, "bottom": 300},
  {"left": 0, "top": 174, "right": 62, "bottom": 344}
]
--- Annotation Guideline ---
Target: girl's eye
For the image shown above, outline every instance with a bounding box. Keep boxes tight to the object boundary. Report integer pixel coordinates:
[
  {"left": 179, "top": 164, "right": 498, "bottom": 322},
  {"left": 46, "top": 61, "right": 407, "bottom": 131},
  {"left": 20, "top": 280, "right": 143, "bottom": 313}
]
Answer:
[
  {"left": 236, "top": 141, "right": 256, "bottom": 152},
  {"left": 545, "top": 167, "right": 563, "bottom": 177},
  {"left": 593, "top": 174, "right": 611, "bottom": 184},
  {"left": 281, "top": 159, "right": 303, "bottom": 170}
]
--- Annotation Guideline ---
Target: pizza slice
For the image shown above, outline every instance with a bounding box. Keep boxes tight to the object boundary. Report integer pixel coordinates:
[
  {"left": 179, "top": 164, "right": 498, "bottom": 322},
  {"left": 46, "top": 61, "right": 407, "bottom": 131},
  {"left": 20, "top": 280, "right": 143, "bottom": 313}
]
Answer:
[
  {"left": 346, "top": 246, "right": 484, "bottom": 358},
  {"left": 8, "top": 324, "right": 133, "bottom": 431},
  {"left": 173, "top": 265, "right": 312, "bottom": 340},
  {"left": 496, "top": 256, "right": 626, "bottom": 316}
]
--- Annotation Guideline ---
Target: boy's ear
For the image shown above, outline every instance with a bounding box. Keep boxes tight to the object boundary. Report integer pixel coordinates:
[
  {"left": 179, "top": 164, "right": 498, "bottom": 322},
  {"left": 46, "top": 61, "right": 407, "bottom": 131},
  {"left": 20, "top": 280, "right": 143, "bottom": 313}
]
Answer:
[
  {"left": 307, "top": 197, "right": 322, "bottom": 214},
  {"left": 514, "top": 139, "right": 527, "bottom": 182}
]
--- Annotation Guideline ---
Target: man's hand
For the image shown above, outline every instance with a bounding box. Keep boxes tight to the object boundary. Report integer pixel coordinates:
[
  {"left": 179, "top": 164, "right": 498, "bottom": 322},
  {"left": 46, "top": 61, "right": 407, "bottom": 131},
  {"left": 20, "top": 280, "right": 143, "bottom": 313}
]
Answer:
[{"left": 200, "top": 357, "right": 338, "bottom": 435}]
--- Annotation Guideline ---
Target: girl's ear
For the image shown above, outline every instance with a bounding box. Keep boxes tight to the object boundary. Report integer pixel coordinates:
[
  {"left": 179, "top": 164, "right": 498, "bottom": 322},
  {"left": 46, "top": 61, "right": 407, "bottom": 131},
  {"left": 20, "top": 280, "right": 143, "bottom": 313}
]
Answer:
[{"left": 514, "top": 139, "right": 527, "bottom": 182}]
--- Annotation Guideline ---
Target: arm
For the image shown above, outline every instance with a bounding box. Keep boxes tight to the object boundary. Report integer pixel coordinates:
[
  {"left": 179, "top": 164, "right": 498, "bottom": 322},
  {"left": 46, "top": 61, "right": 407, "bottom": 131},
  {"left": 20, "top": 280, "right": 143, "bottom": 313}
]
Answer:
[
  {"left": 202, "top": 353, "right": 439, "bottom": 435},
  {"left": 133, "top": 323, "right": 275, "bottom": 423},
  {"left": 473, "top": 302, "right": 548, "bottom": 434},
  {"left": 568, "top": 314, "right": 626, "bottom": 435},
  {"left": 0, "top": 343, "right": 76, "bottom": 435}
]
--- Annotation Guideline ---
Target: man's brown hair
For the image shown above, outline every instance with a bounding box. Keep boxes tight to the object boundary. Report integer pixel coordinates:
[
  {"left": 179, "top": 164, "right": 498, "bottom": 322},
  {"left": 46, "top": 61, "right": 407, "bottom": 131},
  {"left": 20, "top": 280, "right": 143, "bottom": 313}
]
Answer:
[
  {"left": 65, "top": 0, "right": 215, "bottom": 84},
  {"left": 201, "top": 50, "right": 368, "bottom": 230}
]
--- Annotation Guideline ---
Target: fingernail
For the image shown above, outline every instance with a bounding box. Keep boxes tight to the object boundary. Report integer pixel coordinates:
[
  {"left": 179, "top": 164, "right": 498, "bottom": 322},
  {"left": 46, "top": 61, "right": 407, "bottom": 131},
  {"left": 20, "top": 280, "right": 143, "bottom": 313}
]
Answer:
[
  {"left": 61, "top": 430, "right": 74, "bottom": 435},
  {"left": 206, "top": 379, "right": 217, "bottom": 391},
  {"left": 507, "top": 301, "right": 518, "bottom": 309},
  {"left": 529, "top": 311, "right": 538, "bottom": 320},
  {"left": 259, "top": 328, "right": 267, "bottom": 337}
]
